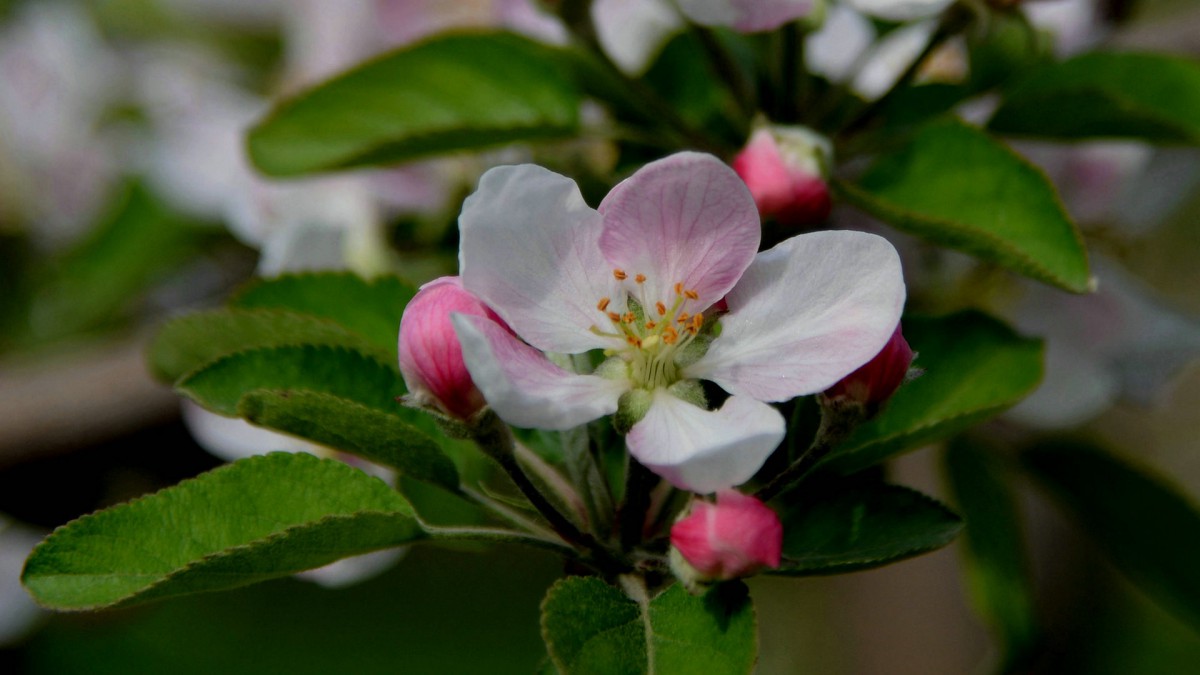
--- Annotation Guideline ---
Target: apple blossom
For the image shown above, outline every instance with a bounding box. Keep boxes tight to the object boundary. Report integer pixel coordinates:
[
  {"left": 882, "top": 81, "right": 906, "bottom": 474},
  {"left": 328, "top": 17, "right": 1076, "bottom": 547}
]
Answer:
[
  {"left": 733, "top": 125, "right": 833, "bottom": 227},
  {"left": 137, "top": 1, "right": 523, "bottom": 279},
  {"left": 844, "top": 0, "right": 954, "bottom": 22},
  {"left": 1024, "top": 0, "right": 1105, "bottom": 56},
  {"left": 676, "top": 0, "right": 815, "bottom": 32},
  {"left": 1013, "top": 141, "right": 1200, "bottom": 237},
  {"left": 591, "top": 0, "right": 684, "bottom": 74},
  {"left": 374, "top": 0, "right": 566, "bottom": 50},
  {"left": 805, "top": 4, "right": 874, "bottom": 85},
  {"left": 591, "top": 0, "right": 814, "bottom": 75},
  {"left": 399, "top": 276, "right": 504, "bottom": 420},
  {"left": 669, "top": 490, "right": 783, "bottom": 590},
  {"left": 452, "top": 152, "right": 905, "bottom": 493},
  {"left": 853, "top": 19, "right": 941, "bottom": 98},
  {"left": 0, "top": 2, "right": 121, "bottom": 247},
  {"left": 1004, "top": 258, "right": 1200, "bottom": 429},
  {"left": 823, "top": 322, "right": 914, "bottom": 409},
  {"left": 806, "top": 5, "right": 940, "bottom": 100}
]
